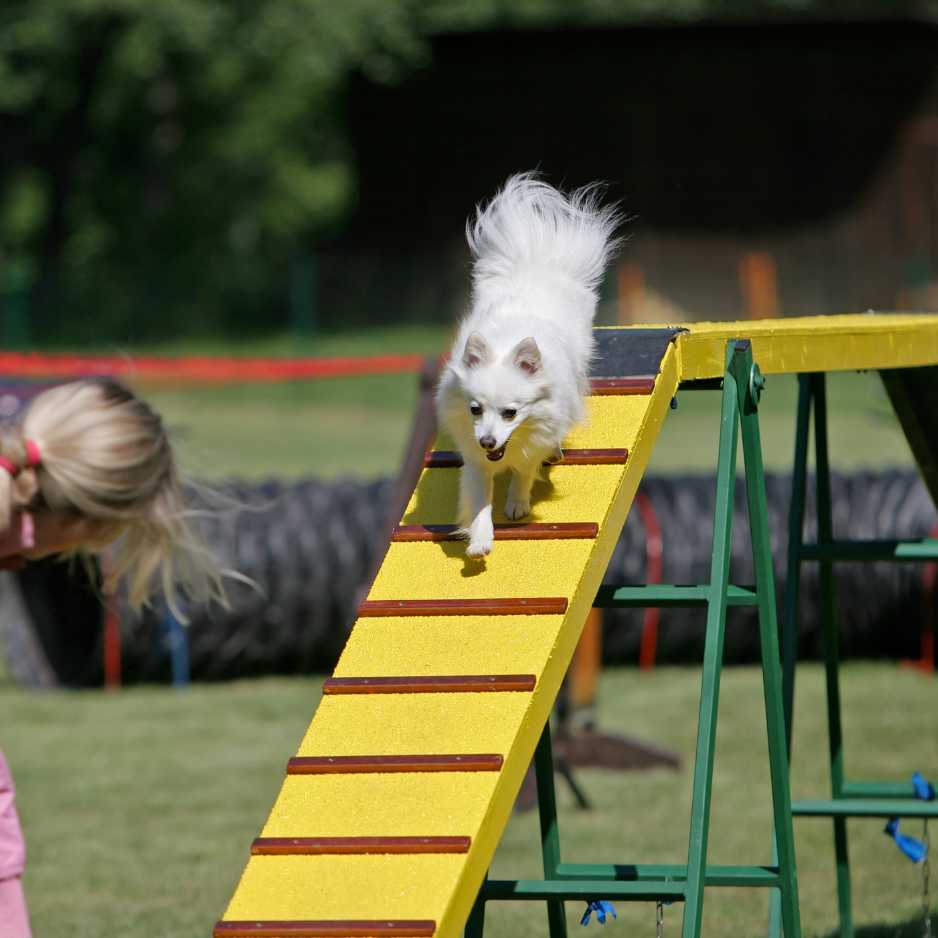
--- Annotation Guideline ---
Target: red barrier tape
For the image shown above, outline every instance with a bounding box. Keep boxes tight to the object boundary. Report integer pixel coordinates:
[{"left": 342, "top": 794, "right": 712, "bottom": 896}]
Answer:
[{"left": 0, "top": 351, "right": 427, "bottom": 384}]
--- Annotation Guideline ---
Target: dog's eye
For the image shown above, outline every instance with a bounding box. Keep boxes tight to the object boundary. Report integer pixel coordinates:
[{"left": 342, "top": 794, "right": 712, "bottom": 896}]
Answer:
[
  {"left": 501, "top": 408, "right": 517, "bottom": 421},
  {"left": 469, "top": 402, "right": 483, "bottom": 417}
]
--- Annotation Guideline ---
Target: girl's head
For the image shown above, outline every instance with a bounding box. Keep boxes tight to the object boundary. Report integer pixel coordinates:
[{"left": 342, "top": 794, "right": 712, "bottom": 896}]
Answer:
[{"left": 0, "top": 378, "right": 225, "bottom": 614}]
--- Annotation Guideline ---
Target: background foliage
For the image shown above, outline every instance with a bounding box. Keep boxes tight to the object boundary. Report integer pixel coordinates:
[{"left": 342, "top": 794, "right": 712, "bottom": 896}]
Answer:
[{"left": 1, "top": 0, "right": 931, "bottom": 344}]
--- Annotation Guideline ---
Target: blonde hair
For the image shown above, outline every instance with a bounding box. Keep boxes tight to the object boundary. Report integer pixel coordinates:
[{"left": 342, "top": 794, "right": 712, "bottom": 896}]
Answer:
[{"left": 0, "top": 378, "right": 226, "bottom": 616}]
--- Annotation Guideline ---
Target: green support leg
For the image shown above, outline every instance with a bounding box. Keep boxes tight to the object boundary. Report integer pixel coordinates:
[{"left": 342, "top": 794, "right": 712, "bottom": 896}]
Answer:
[
  {"left": 733, "top": 349, "right": 803, "bottom": 938},
  {"left": 464, "top": 883, "right": 486, "bottom": 938},
  {"left": 769, "top": 373, "right": 813, "bottom": 938},
  {"left": 681, "top": 343, "right": 741, "bottom": 938},
  {"left": 812, "top": 373, "right": 854, "bottom": 938},
  {"left": 535, "top": 722, "right": 568, "bottom": 938}
]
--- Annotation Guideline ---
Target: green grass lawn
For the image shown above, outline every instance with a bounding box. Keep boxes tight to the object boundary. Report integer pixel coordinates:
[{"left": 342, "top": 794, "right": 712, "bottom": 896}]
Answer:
[
  {"left": 1, "top": 665, "right": 935, "bottom": 937},
  {"left": 108, "top": 325, "right": 917, "bottom": 482}
]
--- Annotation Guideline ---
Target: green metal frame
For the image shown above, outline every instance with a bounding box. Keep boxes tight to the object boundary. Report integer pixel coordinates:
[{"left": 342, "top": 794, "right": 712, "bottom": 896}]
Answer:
[
  {"left": 464, "top": 340, "right": 803, "bottom": 938},
  {"left": 770, "top": 372, "right": 938, "bottom": 938}
]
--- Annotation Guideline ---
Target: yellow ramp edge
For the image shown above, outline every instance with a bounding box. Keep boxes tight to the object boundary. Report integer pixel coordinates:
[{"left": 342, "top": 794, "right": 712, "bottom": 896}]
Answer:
[
  {"left": 218, "top": 341, "right": 679, "bottom": 936},
  {"left": 671, "top": 312, "right": 938, "bottom": 380}
]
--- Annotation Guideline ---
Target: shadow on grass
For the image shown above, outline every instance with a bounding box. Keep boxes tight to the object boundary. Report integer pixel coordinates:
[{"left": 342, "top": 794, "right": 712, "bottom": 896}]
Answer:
[{"left": 817, "top": 912, "right": 936, "bottom": 938}]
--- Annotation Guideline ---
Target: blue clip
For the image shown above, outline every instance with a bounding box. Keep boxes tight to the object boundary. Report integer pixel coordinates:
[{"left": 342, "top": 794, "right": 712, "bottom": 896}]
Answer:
[
  {"left": 912, "top": 772, "right": 936, "bottom": 802},
  {"left": 580, "top": 900, "right": 617, "bottom": 926},
  {"left": 884, "top": 818, "right": 928, "bottom": 864}
]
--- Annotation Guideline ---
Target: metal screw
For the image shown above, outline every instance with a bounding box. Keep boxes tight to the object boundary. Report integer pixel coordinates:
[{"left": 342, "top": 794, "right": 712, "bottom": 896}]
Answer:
[{"left": 749, "top": 364, "right": 766, "bottom": 405}]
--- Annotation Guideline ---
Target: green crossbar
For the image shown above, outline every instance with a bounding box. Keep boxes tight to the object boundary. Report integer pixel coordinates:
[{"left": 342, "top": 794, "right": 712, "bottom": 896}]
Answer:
[
  {"left": 465, "top": 341, "right": 802, "bottom": 938},
  {"left": 792, "top": 799, "right": 938, "bottom": 819},
  {"left": 841, "top": 780, "right": 924, "bottom": 799},
  {"left": 480, "top": 880, "right": 687, "bottom": 902},
  {"left": 554, "top": 862, "right": 781, "bottom": 888},
  {"left": 593, "top": 584, "right": 759, "bottom": 608},
  {"left": 801, "top": 538, "right": 938, "bottom": 562}
]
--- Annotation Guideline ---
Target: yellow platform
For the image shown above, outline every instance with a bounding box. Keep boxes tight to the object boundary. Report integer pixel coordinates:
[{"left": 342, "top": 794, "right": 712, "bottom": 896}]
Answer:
[{"left": 215, "top": 313, "right": 938, "bottom": 938}]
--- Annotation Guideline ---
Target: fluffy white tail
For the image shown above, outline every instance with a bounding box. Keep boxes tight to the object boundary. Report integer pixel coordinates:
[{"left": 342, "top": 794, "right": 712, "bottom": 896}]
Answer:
[{"left": 466, "top": 172, "right": 621, "bottom": 304}]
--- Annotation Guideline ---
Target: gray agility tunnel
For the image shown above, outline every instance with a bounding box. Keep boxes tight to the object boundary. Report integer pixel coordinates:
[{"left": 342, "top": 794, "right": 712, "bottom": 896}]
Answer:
[{"left": 1, "top": 469, "right": 935, "bottom": 687}]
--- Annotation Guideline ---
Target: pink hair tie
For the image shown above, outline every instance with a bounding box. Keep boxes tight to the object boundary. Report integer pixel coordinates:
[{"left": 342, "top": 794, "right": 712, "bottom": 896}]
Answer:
[
  {"left": 24, "top": 439, "right": 41, "bottom": 468},
  {"left": 0, "top": 457, "right": 18, "bottom": 477}
]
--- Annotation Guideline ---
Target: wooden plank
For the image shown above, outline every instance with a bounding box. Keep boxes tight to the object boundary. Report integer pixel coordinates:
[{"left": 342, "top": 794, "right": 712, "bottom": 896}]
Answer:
[
  {"left": 213, "top": 921, "right": 436, "bottom": 937},
  {"left": 391, "top": 523, "right": 598, "bottom": 542},
  {"left": 250, "top": 836, "right": 471, "bottom": 856},
  {"left": 423, "top": 449, "right": 627, "bottom": 468},
  {"left": 357, "top": 598, "right": 568, "bottom": 617},
  {"left": 287, "top": 754, "right": 504, "bottom": 775},
  {"left": 323, "top": 675, "right": 536, "bottom": 695},
  {"left": 589, "top": 376, "right": 657, "bottom": 395}
]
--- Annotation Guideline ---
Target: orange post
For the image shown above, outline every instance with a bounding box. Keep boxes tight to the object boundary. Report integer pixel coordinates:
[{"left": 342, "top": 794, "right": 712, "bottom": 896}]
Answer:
[
  {"left": 569, "top": 608, "right": 602, "bottom": 715},
  {"left": 739, "top": 251, "right": 779, "bottom": 320},
  {"left": 617, "top": 263, "right": 645, "bottom": 324}
]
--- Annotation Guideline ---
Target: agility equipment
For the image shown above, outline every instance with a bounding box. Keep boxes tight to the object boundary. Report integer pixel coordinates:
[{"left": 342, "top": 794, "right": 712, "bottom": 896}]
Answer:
[
  {"left": 769, "top": 355, "right": 938, "bottom": 938},
  {"left": 214, "top": 313, "right": 938, "bottom": 938}
]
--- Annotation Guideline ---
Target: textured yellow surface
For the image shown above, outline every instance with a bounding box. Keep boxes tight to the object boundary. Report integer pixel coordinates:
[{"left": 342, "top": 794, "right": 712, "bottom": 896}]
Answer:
[
  {"left": 677, "top": 313, "right": 938, "bottom": 379},
  {"left": 334, "top": 615, "right": 561, "bottom": 677},
  {"left": 221, "top": 347, "right": 677, "bottom": 936},
  {"left": 433, "top": 394, "right": 648, "bottom": 455},
  {"left": 262, "top": 774, "right": 498, "bottom": 838},
  {"left": 401, "top": 464, "right": 625, "bottom": 526},
  {"left": 565, "top": 395, "right": 650, "bottom": 448},
  {"left": 367, "top": 540, "right": 593, "bottom": 602},
  {"left": 433, "top": 344, "right": 681, "bottom": 937},
  {"left": 225, "top": 855, "right": 465, "bottom": 921},
  {"left": 296, "top": 693, "right": 531, "bottom": 757}
]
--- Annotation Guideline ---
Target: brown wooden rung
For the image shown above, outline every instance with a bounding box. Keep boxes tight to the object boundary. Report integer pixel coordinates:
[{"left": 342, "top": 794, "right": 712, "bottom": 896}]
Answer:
[
  {"left": 423, "top": 448, "right": 627, "bottom": 468},
  {"left": 358, "top": 597, "right": 568, "bottom": 617},
  {"left": 250, "top": 836, "right": 471, "bottom": 856},
  {"left": 323, "top": 674, "right": 536, "bottom": 694},
  {"left": 287, "top": 754, "right": 503, "bottom": 774},
  {"left": 392, "top": 522, "right": 598, "bottom": 542},
  {"left": 213, "top": 920, "right": 436, "bottom": 937},
  {"left": 589, "top": 375, "right": 657, "bottom": 395}
]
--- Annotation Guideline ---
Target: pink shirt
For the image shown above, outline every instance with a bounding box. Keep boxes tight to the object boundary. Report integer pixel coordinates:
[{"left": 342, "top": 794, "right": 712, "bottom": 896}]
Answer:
[
  {"left": 0, "top": 752, "right": 24, "bottom": 881},
  {"left": 0, "top": 519, "right": 35, "bottom": 936}
]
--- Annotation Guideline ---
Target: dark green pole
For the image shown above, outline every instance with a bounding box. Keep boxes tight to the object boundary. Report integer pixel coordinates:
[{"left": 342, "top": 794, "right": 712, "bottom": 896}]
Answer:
[
  {"left": 769, "top": 373, "right": 813, "bottom": 938},
  {"left": 681, "top": 341, "right": 739, "bottom": 938},
  {"left": 812, "top": 373, "right": 853, "bottom": 937},
  {"left": 732, "top": 346, "right": 802, "bottom": 938},
  {"left": 535, "top": 722, "right": 568, "bottom": 937}
]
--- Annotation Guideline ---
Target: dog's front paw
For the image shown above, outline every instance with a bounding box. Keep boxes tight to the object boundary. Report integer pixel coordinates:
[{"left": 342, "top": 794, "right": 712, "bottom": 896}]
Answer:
[
  {"left": 466, "top": 515, "right": 494, "bottom": 557},
  {"left": 504, "top": 498, "right": 530, "bottom": 521},
  {"left": 466, "top": 537, "right": 493, "bottom": 558}
]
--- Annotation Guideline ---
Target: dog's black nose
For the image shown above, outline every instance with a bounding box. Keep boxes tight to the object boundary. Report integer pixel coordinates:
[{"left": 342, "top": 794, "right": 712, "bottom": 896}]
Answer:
[{"left": 479, "top": 435, "right": 496, "bottom": 450}]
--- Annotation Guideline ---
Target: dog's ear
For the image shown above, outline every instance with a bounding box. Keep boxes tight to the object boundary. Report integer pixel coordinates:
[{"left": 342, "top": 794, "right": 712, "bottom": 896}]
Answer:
[
  {"left": 512, "top": 337, "right": 542, "bottom": 376},
  {"left": 462, "top": 332, "right": 491, "bottom": 368}
]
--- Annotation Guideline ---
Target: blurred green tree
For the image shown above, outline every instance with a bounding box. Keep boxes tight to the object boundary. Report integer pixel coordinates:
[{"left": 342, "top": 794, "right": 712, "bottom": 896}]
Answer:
[
  {"left": 0, "top": 0, "right": 925, "bottom": 343},
  {"left": 0, "top": 0, "right": 425, "bottom": 341}
]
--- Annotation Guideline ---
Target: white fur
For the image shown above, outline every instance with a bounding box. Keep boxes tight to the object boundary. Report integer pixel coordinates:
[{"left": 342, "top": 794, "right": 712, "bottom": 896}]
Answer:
[{"left": 436, "top": 173, "right": 620, "bottom": 557}]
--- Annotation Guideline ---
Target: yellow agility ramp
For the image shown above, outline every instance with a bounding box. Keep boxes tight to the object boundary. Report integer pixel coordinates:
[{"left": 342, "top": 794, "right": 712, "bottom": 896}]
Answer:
[{"left": 214, "top": 313, "right": 938, "bottom": 938}]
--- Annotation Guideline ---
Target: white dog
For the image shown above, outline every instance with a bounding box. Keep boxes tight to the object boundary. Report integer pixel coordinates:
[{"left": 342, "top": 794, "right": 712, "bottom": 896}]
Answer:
[{"left": 435, "top": 173, "right": 620, "bottom": 557}]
